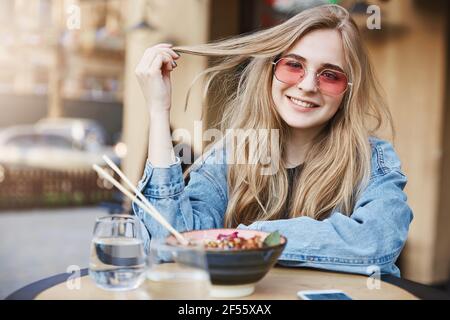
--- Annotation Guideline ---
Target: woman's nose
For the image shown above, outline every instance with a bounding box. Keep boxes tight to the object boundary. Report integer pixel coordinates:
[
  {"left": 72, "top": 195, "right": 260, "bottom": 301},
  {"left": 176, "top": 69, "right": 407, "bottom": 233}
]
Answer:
[{"left": 296, "top": 71, "right": 318, "bottom": 93}]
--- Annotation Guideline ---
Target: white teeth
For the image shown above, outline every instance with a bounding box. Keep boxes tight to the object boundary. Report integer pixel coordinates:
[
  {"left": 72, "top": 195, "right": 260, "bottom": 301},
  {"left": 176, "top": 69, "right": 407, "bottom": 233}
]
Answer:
[{"left": 289, "top": 97, "right": 318, "bottom": 108}]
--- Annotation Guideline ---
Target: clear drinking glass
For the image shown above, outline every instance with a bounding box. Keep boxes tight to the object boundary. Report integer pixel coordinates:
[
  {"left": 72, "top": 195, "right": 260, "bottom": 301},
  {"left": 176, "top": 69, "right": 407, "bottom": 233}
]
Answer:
[
  {"left": 89, "top": 214, "right": 146, "bottom": 291},
  {"left": 145, "top": 239, "right": 211, "bottom": 299}
]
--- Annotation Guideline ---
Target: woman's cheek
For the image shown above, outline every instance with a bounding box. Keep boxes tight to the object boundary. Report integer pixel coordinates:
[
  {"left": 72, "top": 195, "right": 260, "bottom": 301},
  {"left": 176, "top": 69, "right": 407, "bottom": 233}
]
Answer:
[
  {"left": 271, "top": 81, "right": 287, "bottom": 109},
  {"left": 325, "top": 96, "right": 343, "bottom": 115}
]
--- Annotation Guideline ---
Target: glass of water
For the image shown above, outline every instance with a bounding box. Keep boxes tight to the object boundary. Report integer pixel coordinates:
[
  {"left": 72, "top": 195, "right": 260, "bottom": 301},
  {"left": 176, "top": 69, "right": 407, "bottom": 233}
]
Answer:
[
  {"left": 89, "top": 214, "right": 146, "bottom": 291},
  {"left": 145, "top": 238, "right": 211, "bottom": 299}
]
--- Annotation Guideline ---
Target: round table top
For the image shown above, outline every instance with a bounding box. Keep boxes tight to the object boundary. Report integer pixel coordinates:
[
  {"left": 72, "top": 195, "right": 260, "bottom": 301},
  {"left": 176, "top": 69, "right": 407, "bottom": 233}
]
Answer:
[{"left": 8, "top": 265, "right": 449, "bottom": 300}]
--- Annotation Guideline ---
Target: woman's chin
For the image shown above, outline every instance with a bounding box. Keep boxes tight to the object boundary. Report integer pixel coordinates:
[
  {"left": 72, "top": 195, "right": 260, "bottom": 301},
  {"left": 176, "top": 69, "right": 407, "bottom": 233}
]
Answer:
[{"left": 282, "top": 117, "right": 321, "bottom": 130}]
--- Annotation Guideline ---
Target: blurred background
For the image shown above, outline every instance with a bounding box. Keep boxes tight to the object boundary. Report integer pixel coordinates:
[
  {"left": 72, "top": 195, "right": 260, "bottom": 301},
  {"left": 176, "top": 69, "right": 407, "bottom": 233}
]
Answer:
[{"left": 0, "top": 0, "right": 449, "bottom": 299}]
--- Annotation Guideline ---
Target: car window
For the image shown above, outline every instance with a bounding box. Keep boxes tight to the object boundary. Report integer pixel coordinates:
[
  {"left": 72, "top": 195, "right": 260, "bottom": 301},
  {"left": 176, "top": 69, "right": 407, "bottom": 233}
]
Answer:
[
  {"left": 5, "top": 135, "right": 35, "bottom": 148},
  {"left": 40, "top": 134, "right": 75, "bottom": 149},
  {"left": 5, "top": 134, "right": 80, "bottom": 150}
]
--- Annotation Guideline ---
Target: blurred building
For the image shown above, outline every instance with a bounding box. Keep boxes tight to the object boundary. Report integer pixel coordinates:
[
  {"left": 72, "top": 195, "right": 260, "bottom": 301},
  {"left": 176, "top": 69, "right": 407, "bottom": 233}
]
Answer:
[
  {"left": 0, "top": 0, "right": 125, "bottom": 139},
  {"left": 0, "top": 0, "right": 128, "bottom": 208}
]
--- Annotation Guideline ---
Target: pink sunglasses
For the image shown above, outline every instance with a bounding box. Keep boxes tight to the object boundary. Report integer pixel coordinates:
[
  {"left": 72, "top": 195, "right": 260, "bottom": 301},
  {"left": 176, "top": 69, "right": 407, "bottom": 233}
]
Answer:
[{"left": 272, "top": 57, "right": 352, "bottom": 96}]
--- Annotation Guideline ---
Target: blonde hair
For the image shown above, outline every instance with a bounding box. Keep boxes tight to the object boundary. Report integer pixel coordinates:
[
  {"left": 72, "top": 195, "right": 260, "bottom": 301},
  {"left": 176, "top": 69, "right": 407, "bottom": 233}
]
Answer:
[{"left": 174, "top": 4, "right": 393, "bottom": 227}]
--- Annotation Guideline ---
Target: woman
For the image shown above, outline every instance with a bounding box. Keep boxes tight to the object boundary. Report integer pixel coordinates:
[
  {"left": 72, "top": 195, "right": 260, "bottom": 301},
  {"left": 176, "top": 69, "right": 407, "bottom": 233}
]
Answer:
[{"left": 133, "top": 5, "right": 413, "bottom": 277}]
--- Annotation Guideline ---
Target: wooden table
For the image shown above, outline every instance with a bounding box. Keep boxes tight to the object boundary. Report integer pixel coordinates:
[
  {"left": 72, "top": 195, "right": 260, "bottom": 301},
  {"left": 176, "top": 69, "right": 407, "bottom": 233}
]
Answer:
[{"left": 9, "top": 265, "right": 448, "bottom": 300}]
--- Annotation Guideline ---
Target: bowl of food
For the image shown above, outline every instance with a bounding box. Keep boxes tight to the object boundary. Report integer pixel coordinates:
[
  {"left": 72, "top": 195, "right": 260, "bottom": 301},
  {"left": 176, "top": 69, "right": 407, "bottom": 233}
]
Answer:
[{"left": 166, "top": 228, "right": 287, "bottom": 298}]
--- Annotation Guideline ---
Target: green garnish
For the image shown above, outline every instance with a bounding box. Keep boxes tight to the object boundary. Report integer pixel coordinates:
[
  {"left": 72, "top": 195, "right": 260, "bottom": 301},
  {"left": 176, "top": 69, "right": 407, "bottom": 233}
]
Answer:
[{"left": 263, "top": 230, "right": 281, "bottom": 247}]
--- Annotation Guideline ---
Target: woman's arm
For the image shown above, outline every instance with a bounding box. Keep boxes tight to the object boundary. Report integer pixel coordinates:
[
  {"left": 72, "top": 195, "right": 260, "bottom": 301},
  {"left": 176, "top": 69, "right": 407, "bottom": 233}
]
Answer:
[
  {"left": 135, "top": 43, "right": 179, "bottom": 167},
  {"left": 132, "top": 149, "right": 228, "bottom": 249},
  {"left": 133, "top": 44, "right": 229, "bottom": 248}
]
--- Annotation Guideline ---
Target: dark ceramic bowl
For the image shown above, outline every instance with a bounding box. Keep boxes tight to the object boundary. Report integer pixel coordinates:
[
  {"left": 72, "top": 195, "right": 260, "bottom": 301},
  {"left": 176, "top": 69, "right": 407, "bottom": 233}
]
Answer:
[{"left": 166, "top": 228, "right": 287, "bottom": 297}]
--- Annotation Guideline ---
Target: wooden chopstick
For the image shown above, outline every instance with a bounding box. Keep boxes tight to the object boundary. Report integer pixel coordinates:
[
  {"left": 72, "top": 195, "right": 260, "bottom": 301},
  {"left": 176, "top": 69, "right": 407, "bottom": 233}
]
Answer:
[
  {"left": 92, "top": 163, "right": 189, "bottom": 246},
  {"left": 102, "top": 155, "right": 175, "bottom": 233}
]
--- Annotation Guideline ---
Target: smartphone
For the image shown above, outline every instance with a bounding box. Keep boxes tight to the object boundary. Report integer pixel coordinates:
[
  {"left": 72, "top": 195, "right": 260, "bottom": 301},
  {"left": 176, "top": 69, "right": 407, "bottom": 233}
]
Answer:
[{"left": 297, "top": 290, "right": 353, "bottom": 300}]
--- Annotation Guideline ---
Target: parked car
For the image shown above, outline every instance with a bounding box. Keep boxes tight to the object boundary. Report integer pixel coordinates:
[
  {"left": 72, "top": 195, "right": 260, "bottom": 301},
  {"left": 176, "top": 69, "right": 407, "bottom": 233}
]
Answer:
[
  {"left": 35, "top": 117, "right": 108, "bottom": 151},
  {"left": 0, "top": 122, "right": 121, "bottom": 170}
]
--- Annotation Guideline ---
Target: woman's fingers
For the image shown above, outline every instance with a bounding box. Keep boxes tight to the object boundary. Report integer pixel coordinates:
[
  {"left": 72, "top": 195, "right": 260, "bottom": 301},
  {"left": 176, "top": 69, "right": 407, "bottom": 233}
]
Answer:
[
  {"left": 139, "top": 48, "right": 179, "bottom": 73},
  {"left": 155, "top": 47, "right": 180, "bottom": 60},
  {"left": 155, "top": 43, "right": 172, "bottom": 47},
  {"left": 149, "top": 53, "right": 176, "bottom": 75},
  {"left": 144, "top": 46, "right": 179, "bottom": 63},
  {"left": 136, "top": 47, "right": 179, "bottom": 77},
  {"left": 155, "top": 52, "right": 175, "bottom": 73}
]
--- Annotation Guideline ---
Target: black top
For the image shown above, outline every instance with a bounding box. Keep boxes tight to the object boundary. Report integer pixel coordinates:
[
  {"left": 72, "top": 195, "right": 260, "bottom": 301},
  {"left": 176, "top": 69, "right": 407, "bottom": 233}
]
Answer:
[{"left": 284, "top": 164, "right": 304, "bottom": 217}]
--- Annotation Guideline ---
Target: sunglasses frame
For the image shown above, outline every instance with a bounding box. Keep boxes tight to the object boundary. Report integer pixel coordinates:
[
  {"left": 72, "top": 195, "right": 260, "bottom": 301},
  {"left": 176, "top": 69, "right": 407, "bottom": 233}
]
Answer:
[{"left": 271, "top": 57, "right": 353, "bottom": 96}]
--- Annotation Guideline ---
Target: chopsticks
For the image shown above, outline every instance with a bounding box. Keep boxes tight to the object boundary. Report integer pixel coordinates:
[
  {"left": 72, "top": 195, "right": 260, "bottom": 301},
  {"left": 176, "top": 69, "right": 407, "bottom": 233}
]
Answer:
[{"left": 92, "top": 155, "right": 190, "bottom": 246}]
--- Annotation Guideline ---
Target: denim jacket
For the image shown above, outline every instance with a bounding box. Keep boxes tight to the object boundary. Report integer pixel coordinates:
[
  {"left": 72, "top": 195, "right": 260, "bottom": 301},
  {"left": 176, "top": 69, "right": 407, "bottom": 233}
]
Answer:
[{"left": 133, "top": 137, "right": 413, "bottom": 277}]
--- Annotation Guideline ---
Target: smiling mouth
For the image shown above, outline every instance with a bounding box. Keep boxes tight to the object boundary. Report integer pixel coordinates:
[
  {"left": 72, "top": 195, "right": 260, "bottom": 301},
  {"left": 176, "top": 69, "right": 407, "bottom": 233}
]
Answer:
[{"left": 287, "top": 96, "right": 320, "bottom": 108}]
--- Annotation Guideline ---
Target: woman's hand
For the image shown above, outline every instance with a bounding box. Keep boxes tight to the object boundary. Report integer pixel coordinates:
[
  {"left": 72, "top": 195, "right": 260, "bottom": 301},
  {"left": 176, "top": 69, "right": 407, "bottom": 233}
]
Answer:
[{"left": 135, "top": 43, "right": 180, "bottom": 115}]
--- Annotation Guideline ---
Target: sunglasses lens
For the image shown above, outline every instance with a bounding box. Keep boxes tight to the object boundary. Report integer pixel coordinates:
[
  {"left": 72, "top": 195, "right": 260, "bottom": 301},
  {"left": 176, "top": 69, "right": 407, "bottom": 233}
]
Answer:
[
  {"left": 274, "top": 58, "right": 350, "bottom": 95},
  {"left": 274, "top": 59, "right": 305, "bottom": 84},
  {"left": 318, "top": 70, "right": 348, "bottom": 95}
]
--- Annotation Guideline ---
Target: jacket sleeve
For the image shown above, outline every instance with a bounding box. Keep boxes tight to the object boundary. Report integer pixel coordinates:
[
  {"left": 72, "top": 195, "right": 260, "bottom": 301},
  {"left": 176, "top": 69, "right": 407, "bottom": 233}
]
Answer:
[
  {"left": 239, "top": 144, "right": 413, "bottom": 277},
  {"left": 132, "top": 152, "right": 228, "bottom": 248}
]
